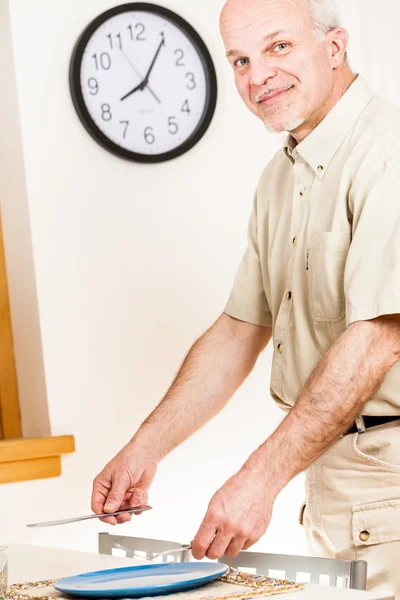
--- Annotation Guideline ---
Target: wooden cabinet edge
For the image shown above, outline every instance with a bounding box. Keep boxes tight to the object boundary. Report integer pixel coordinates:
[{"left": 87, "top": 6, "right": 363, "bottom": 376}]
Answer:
[
  {"left": 0, "top": 455, "right": 62, "bottom": 484},
  {"left": 0, "top": 435, "right": 75, "bottom": 466}
]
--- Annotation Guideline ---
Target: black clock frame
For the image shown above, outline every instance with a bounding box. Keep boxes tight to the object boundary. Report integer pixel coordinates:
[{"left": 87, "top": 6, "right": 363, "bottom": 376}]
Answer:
[{"left": 69, "top": 3, "right": 218, "bottom": 163}]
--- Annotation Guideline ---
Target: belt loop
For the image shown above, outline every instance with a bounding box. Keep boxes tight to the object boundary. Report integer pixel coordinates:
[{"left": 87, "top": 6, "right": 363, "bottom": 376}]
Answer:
[{"left": 355, "top": 415, "right": 366, "bottom": 433}]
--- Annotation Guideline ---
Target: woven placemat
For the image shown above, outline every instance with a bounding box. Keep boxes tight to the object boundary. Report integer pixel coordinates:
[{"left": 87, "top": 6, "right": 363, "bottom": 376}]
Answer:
[{"left": 7, "top": 567, "right": 306, "bottom": 599}]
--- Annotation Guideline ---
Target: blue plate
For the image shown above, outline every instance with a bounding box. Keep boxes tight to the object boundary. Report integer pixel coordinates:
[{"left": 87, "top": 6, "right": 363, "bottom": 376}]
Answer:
[{"left": 54, "top": 562, "right": 229, "bottom": 598}]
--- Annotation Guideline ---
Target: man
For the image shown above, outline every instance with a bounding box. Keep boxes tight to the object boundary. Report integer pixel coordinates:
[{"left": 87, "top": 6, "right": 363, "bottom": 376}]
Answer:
[{"left": 92, "top": 0, "right": 400, "bottom": 593}]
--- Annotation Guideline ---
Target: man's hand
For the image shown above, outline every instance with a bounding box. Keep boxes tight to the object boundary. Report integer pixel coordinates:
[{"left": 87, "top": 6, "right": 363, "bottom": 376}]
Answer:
[
  {"left": 91, "top": 444, "right": 158, "bottom": 525},
  {"left": 191, "top": 466, "right": 274, "bottom": 560}
]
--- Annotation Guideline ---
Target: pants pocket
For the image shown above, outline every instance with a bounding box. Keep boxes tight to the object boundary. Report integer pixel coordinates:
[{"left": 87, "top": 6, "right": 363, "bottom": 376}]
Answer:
[
  {"left": 353, "top": 498, "right": 400, "bottom": 546},
  {"left": 352, "top": 424, "right": 400, "bottom": 471}
]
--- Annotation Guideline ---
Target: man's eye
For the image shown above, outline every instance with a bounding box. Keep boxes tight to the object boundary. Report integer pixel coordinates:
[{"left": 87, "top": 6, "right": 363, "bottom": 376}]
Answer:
[
  {"left": 273, "top": 43, "right": 290, "bottom": 52},
  {"left": 234, "top": 58, "right": 248, "bottom": 67}
]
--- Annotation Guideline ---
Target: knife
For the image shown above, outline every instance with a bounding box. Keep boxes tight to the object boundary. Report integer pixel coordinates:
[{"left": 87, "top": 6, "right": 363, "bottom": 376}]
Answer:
[{"left": 26, "top": 505, "right": 152, "bottom": 528}]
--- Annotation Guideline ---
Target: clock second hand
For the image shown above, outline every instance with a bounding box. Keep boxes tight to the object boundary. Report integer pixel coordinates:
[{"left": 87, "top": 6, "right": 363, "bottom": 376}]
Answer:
[{"left": 120, "top": 49, "right": 161, "bottom": 104}]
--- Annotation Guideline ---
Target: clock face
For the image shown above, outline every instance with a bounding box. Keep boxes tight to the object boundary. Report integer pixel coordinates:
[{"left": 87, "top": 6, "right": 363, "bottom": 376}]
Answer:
[{"left": 70, "top": 3, "right": 218, "bottom": 162}]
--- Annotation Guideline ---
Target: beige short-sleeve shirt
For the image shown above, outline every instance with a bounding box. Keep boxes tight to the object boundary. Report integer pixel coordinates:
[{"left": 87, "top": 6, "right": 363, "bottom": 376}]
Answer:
[{"left": 225, "top": 75, "right": 400, "bottom": 415}]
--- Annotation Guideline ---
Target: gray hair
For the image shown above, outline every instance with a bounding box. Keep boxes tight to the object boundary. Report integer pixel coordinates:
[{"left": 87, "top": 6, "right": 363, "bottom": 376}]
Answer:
[{"left": 309, "top": 0, "right": 341, "bottom": 38}]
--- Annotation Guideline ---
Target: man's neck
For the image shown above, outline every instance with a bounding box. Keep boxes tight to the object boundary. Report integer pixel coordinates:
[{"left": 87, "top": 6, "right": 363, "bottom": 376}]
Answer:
[{"left": 290, "top": 68, "right": 357, "bottom": 144}]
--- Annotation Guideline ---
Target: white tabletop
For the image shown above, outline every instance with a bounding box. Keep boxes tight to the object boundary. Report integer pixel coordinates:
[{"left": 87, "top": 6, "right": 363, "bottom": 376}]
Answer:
[{"left": 7, "top": 544, "right": 394, "bottom": 600}]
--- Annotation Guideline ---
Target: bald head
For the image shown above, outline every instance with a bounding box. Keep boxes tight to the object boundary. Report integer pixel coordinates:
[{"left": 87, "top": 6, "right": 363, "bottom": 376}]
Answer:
[{"left": 221, "top": 0, "right": 341, "bottom": 39}]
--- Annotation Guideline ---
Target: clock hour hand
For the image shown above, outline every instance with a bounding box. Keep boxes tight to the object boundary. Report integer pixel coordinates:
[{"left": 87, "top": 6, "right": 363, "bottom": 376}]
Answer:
[
  {"left": 120, "top": 49, "right": 161, "bottom": 104},
  {"left": 120, "top": 81, "right": 143, "bottom": 101},
  {"left": 120, "top": 80, "right": 161, "bottom": 103}
]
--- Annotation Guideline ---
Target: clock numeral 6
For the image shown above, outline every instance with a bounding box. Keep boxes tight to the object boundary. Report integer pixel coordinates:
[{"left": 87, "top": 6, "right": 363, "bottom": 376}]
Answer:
[
  {"left": 185, "top": 73, "right": 196, "bottom": 90},
  {"left": 92, "top": 52, "right": 111, "bottom": 70},
  {"left": 88, "top": 78, "right": 99, "bottom": 95},
  {"left": 144, "top": 127, "right": 155, "bottom": 145},
  {"left": 168, "top": 116, "right": 179, "bottom": 135},
  {"left": 101, "top": 104, "right": 112, "bottom": 121},
  {"left": 175, "top": 49, "right": 185, "bottom": 67}
]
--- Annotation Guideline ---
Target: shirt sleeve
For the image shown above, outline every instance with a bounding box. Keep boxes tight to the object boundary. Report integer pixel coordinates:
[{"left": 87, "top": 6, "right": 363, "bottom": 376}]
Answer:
[
  {"left": 345, "top": 158, "right": 400, "bottom": 325},
  {"left": 224, "top": 190, "right": 272, "bottom": 327}
]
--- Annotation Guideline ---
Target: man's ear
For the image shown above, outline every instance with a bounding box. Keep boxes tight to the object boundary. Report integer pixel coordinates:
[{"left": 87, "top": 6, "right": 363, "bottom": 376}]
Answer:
[{"left": 328, "top": 27, "right": 349, "bottom": 67}]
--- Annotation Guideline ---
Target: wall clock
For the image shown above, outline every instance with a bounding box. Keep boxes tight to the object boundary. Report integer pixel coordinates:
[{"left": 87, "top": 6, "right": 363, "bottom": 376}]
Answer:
[{"left": 69, "top": 3, "right": 218, "bottom": 163}]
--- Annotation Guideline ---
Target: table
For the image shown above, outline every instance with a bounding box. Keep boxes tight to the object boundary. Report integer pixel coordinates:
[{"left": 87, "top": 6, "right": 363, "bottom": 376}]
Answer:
[{"left": 7, "top": 544, "right": 394, "bottom": 600}]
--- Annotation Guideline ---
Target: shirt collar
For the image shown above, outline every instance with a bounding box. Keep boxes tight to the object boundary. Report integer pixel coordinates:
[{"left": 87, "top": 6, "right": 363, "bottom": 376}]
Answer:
[{"left": 283, "top": 75, "right": 374, "bottom": 179}]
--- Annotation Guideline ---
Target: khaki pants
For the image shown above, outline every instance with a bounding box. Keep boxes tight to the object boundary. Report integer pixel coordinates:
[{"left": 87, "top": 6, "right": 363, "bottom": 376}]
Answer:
[{"left": 302, "top": 421, "right": 400, "bottom": 598}]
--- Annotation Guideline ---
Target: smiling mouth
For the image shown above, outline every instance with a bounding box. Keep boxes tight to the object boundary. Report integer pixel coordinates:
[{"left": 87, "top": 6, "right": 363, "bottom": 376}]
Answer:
[{"left": 258, "top": 86, "right": 294, "bottom": 106}]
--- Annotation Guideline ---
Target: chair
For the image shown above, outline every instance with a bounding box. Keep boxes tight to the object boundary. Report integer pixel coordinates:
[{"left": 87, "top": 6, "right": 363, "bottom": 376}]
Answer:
[
  {"left": 219, "top": 550, "right": 367, "bottom": 590},
  {"left": 99, "top": 533, "right": 192, "bottom": 563}
]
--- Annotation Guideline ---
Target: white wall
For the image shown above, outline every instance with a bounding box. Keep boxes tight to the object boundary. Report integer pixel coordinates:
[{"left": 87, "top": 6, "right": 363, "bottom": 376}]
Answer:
[
  {"left": 0, "top": 0, "right": 398, "bottom": 558},
  {"left": 0, "top": 0, "right": 51, "bottom": 438}
]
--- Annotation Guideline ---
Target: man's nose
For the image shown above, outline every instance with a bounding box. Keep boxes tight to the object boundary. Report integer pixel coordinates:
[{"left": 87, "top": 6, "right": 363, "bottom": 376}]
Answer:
[{"left": 249, "top": 58, "right": 278, "bottom": 87}]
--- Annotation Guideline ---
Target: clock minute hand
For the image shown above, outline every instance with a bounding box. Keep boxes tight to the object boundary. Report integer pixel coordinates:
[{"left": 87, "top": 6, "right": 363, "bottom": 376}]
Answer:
[{"left": 142, "top": 33, "right": 165, "bottom": 86}]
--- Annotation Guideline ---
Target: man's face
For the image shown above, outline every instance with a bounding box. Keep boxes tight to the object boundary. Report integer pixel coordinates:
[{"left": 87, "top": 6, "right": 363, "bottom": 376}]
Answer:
[{"left": 220, "top": 0, "right": 335, "bottom": 133}]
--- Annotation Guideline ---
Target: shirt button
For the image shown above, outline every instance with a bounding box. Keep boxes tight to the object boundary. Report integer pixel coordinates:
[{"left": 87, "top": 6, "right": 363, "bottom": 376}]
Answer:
[
  {"left": 277, "top": 343, "right": 283, "bottom": 354},
  {"left": 317, "top": 165, "right": 324, "bottom": 172},
  {"left": 359, "top": 530, "right": 370, "bottom": 543},
  {"left": 299, "top": 187, "right": 307, "bottom": 196},
  {"left": 292, "top": 237, "right": 297, "bottom": 246},
  {"left": 286, "top": 291, "right": 292, "bottom": 301}
]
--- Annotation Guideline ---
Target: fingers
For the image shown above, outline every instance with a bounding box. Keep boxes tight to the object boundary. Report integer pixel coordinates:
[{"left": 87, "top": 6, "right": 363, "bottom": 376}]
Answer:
[
  {"left": 91, "top": 452, "right": 158, "bottom": 527},
  {"left": 91, "top": 474, "right": 109, "bottom": 515},
  {"left": 242, "top": 538, "right": 257, "bottom": 551},
  {"left": 191, "top": 519, "right": 217, "bottom": 560},
  {"left": 103, "top": 472, "right": 131, "bottom": 513},
  {"left": 115, "top": 508, "right": 133, "bottom": 525},
  {"left": 191, "top": 501, "right": 262, "bottom": 560},
  {"left": 129, "top": 488, "right": 146, "bottom": 508},
  {"left": 92, "top": 470, "right": 132, "bottom": 525},
  {"left": 205, "top": 530, "right": 233, "bottom": 560},
  {"left": 130, "top": 463, "right": 157, "bottom": 508},
  {"left": 91, "top": 475, "right": 117, "bottom": 524},
  {"left": 224, "top": 536, "right": 248, "bottom": 558}
]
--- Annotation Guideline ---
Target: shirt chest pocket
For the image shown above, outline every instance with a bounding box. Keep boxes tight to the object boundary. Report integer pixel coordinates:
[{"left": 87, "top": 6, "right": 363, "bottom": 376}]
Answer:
[{"left": 307, "top": 232, "right": 350, "bottom": 323}]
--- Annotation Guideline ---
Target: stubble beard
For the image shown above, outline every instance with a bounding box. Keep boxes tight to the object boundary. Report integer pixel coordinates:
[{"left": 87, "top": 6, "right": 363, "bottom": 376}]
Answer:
[
  {"left": 258, "top": 95, "right": 305, "bottom": 134},
  {"left": 263, "top": 114, "right": 306, "bottom": 134}
]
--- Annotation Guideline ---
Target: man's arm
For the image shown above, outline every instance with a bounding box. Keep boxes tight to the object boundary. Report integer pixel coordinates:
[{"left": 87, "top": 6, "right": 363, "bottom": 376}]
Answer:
[
  {"left": 133, "top": 313, "right": 271, "bottom": 459},
  {"left": 192, "top": 314, "right": 400, "bottom": 559},
  {"left": 246, "top": 314, "right": 400, "bottom": 492},
  {"left": 92, "top": 313, "right": 271, "bottom": 522}
]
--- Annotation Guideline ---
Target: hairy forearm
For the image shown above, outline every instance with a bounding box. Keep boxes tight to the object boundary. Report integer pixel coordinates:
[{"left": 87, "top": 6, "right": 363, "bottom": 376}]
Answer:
[
  {"left": 133, "top": 314, "right": 271, "bottom": 460},
  {"left": 245, "top": 316, "right": 400, "bottom": 498}
]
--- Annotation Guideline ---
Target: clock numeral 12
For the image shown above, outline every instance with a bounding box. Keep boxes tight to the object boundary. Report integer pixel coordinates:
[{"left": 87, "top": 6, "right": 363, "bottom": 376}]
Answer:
[{"left": 128, "top": 23, "right": 147, "bottom": 41}]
